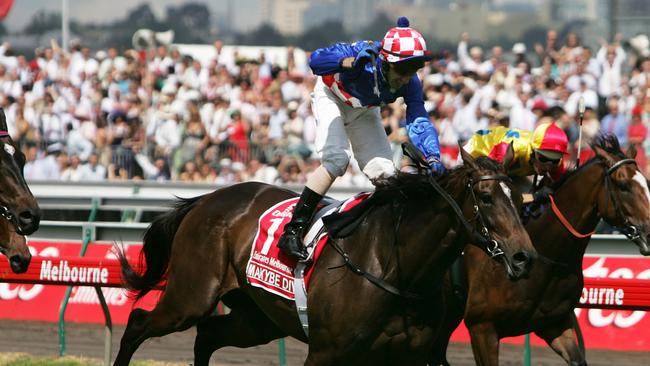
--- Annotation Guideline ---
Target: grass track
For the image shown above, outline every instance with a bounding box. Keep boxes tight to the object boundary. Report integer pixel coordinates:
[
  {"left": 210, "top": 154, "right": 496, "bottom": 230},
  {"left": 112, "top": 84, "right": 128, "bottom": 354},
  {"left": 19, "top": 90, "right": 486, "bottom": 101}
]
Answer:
[{"left": 0, "top": 353, "right": 186, "bottom": 366}]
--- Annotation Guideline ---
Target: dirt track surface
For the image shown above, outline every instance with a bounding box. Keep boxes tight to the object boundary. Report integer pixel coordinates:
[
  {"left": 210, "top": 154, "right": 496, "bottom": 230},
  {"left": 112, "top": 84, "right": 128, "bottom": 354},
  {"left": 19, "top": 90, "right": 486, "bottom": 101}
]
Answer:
[{"left": 0, "top": 320, "right": 647, "bottom": 365}]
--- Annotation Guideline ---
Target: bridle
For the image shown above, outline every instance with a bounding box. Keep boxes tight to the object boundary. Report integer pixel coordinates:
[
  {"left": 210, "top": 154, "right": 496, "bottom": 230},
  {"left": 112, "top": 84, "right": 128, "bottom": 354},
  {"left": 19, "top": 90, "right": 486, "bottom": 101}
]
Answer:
[
  {"left": 327, "top": 170, "right": 515, "bottom": 301},
  {"left": 603, "top": 158, "right": 642, "bottom": 242},
  {"left": 550, "top": 158, "right": 641, "bottom": 241},
  {"left": 427, "top": 173, "right": 512, "bottom": 259},
  {"left": 0, "top": 205, "right": 13, "bottom": 222}
]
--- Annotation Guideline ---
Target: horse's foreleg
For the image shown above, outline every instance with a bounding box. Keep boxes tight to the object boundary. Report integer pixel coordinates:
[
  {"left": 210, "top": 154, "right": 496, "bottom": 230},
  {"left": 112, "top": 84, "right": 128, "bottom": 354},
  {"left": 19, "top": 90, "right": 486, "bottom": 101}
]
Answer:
[
  {"left": 535, "top": 321, "right": 586, "bottom": 366},
  {"left": 193, "top": 297, "right": 286, "bottom": 366},
  {"left": 467, "top": 323, "right": 500, "bottom": 366}
]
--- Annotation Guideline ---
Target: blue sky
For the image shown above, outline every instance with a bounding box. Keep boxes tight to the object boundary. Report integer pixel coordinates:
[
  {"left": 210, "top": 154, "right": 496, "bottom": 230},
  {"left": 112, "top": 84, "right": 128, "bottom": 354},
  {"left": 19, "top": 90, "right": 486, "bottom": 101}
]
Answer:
[{"left": 3, "top": 0, "right": 261, "bottom": 32}]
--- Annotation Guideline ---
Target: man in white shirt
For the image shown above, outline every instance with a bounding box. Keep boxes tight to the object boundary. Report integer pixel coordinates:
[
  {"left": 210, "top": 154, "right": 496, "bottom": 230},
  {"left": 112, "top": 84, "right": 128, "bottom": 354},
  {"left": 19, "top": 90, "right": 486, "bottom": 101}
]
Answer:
[
  {"left": 597, "top": 44, "right": 626, "bottom": 99},
  {"left": 78, "top": 152, "right": 107, "bottom": 181},
  {"left": 457, "top": 33, "right": 482, "bottom": 73}
]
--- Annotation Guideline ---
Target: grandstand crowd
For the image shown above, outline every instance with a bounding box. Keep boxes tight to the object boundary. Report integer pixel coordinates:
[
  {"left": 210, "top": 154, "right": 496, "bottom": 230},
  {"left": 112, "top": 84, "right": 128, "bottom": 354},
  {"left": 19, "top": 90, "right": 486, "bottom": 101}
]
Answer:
[{"left": 0, "top": 29, "right": 648, "bottom": 187}]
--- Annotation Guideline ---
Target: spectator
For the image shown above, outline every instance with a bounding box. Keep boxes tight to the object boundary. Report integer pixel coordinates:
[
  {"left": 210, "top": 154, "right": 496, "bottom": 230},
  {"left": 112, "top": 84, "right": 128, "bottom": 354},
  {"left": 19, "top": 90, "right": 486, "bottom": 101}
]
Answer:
[
  {"left": 600, "top": 97, "right": 629, "bottom": 147},
  {"left": 628, "top": 105, "right": 647, "bottom": 175},
  {"left": 31, "top": 142, "right": 63, "bottom": 180},
  {"left": 60, "top": 154, "right": 82, "bottom": 181},
  {"left": 78, "top": 152, "right": 107, "bottom": 181}
]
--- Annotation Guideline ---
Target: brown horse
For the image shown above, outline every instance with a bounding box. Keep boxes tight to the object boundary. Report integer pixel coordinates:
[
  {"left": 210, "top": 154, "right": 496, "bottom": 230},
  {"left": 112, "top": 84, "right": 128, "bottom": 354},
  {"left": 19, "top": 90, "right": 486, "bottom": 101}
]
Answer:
[
  {"left": 430, "top": 135, "right": 650, "bottom": 366},
  {"left": 0, "top": 216, "right": 30, "bottom": 273},
  {"left": 0, "top": 108, "right": 40, "bottom": 272},
  {"left": 115, "top": 150, "right": 535, "bottom": 366}
]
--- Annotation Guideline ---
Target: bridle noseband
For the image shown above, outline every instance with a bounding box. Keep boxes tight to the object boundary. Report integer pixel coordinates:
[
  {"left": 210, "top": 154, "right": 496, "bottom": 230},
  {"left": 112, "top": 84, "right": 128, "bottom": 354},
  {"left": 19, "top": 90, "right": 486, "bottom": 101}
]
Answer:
[
  {"left": 0, "top": 205, "right": 13, "bottom": 222},
  {"left": 428, "top": 173, "right": 512, "bottom": 259},
  {"left": 604, "top": 158, "right": 642, "bottom": 242}
]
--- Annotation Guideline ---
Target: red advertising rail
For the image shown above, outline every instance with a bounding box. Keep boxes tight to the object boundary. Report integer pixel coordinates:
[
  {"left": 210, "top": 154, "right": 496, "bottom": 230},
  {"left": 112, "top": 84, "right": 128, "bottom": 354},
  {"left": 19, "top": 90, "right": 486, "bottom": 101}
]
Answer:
[
  {"left": 579, "top": 277, "right": 650, "bottom": 311},
  {"left": 0, "top": 257, "right": 123, "bottom": 287}
]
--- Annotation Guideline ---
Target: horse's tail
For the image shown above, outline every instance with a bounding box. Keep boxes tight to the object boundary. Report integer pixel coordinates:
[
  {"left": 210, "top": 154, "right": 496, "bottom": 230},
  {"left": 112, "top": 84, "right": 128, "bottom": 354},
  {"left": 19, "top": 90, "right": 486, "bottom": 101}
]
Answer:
[{"left": 117, "top": 195, "right": 203, "bottom": 300}]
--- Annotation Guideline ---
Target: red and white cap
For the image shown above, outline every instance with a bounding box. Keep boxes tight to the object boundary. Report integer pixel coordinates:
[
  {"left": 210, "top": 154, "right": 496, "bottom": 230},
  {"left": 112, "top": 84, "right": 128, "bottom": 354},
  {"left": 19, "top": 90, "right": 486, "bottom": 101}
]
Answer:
[{"left": 380, "top": 16, "right": 433, "bottom": 64}]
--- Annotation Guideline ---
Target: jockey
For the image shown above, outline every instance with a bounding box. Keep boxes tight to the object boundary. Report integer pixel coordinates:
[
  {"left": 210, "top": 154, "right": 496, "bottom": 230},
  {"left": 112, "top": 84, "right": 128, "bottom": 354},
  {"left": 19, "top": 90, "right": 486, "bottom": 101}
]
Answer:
[
  {"left": 278, "top": 16, "right": 444, "bottom": 260},
  {"left": 463, "top": 122, "right": 569, "bottom": 199}
]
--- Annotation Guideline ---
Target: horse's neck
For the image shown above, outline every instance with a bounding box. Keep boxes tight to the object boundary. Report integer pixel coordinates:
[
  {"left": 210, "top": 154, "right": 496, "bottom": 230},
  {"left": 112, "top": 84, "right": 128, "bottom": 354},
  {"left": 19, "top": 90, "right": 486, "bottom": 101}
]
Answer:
[
  {"left": 395, "top": 184, "right": 468, "bottom": 288},
  {"left": 530, "top": 165, "right": 603, "bottom": 267}
]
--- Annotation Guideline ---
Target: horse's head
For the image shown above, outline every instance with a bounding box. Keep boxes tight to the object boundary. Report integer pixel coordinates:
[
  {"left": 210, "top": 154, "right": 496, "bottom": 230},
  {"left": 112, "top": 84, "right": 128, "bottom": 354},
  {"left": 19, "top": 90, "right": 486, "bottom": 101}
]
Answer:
[
  {"left": 592, "top": 136, "right": 650, "bottom": 255},
  {"left": 458, "top": 146, "right": 536, "bottom": 279},
  {"left": 0, "top": 108, "right": 40, "bottom": 235},
  {"left": 0, "top": 215, "right": 31, "bottom": 273}
]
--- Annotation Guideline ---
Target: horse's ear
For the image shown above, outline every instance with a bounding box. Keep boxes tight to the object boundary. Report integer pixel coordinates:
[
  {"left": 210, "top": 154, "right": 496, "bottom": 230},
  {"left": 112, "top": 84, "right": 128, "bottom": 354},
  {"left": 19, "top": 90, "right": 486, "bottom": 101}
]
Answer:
[
  {"left": 593, "top": 146, "right": 616, "bottom": 165},
  {"left": 0, "top": 108, "right": 7, "bottom": 132},
  {"left": 503, "top": 142, "right": 515, "bottom": 172},
  {"left": 627, "top": 144, "right": 637, "bottom": 159},
  {"left": 459, "top": 142, "right": 479, "bottom": 170}
]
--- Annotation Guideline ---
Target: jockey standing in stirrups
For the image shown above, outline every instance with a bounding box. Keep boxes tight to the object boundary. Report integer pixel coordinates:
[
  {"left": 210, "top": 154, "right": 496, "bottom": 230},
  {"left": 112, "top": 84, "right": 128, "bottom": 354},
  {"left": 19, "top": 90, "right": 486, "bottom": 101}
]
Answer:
[
  {"left": 277, "top": 17, "right": 444, "bottom": 260},
  {"left": 463, "top": 122, "right": 569, "bottom": 201}
]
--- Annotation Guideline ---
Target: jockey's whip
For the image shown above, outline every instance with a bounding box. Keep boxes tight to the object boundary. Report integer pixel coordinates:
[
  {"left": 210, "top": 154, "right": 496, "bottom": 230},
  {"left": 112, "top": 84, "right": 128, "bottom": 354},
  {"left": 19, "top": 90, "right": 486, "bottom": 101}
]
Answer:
[
  {"left": 575, "top": 97, "right": 586, "bottom": 168},
  {"left": 371, "top": 53, "right": 380, "bottom": 98}
]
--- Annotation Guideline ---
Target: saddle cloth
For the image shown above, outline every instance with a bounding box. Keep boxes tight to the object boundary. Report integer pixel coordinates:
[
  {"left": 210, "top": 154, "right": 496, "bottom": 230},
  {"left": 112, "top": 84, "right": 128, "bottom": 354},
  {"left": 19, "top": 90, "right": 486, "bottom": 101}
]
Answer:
[{"left": 246, "top": 192, "right": 372, "bottom": 300}]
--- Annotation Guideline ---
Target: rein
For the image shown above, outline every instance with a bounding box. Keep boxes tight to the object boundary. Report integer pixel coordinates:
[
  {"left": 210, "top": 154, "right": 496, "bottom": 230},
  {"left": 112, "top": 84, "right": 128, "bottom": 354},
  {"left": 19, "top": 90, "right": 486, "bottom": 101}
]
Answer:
[
  {"left": 604, "top": 158, "right": 642, "bottom": 242},
  {"left": 548, "top": 194, "right": 595, "bottom": 238},
  {"left": 548, "top": 158, "right": 639, "bottom": 240},
  {"left": 328, "top": 172, "right": 511, "bottom": 301}
]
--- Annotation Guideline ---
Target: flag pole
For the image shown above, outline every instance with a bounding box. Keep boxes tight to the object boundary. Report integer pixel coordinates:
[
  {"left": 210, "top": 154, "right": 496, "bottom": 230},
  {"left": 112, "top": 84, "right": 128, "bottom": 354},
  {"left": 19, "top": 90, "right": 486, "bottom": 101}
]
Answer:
[{"left": 575, "top": 97, "right": 586, "bottom": 168}]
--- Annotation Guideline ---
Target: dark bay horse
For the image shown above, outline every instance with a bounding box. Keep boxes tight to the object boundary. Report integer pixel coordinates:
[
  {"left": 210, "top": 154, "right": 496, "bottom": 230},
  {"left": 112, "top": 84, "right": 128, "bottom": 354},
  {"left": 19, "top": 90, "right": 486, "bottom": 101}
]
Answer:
[
  {"left": 0, "top": 216, "right": 30, "bottom": 273},
  {"left": 431, "top": 135, "right": 650, "bottom": 366},
  {"left": 0, "top": 108, "right": 40, "bottom": 272},
  {"left": 115, "top": 150, "right": 535, "bottom": 366}
]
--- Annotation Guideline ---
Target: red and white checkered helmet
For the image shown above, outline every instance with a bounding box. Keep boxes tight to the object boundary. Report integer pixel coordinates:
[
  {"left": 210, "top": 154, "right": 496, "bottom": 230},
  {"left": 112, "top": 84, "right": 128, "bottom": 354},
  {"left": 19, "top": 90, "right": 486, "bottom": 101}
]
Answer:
[{"left": 380, "top": 16, "right": 433, "bottom": 64}]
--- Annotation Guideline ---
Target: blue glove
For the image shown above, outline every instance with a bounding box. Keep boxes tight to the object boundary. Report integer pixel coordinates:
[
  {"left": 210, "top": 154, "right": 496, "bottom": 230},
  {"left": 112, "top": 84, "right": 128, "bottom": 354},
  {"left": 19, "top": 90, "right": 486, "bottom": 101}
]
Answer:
[
  {"left": 427, "top": 156, "right": 446, "bottom": 176},
  {"left": 353, "top": 43, "right": 378, "bottom": 69},
  {"left": 407, "top": 117, "right": 445, "bottom": 175},
  {"left": 533, "top": 185, "right": 553, "bottom": 204}
]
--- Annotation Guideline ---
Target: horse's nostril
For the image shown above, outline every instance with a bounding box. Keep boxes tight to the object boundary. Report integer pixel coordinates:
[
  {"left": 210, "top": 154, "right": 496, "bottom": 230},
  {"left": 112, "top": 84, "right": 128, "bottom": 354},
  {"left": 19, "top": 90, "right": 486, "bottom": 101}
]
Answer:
[
  {"left": 512, "top": 251, "right": 532, "bottom": 267},
  {"left": 18, "top": 210, "right": 34, "bottom": 224},
  {"left": 9, "top": 255, "right": 30, "bottom": 273}
]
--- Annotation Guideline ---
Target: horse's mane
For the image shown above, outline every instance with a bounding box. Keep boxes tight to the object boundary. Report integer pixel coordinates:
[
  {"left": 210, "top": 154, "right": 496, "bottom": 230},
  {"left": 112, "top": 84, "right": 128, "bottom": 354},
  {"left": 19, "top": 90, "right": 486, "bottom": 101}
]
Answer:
[
  {"left": 372, "top": 156, "right": 500, "bottom": 202},
  {"left": 590, "top": 134, "right": 626, "bottom": 159},
  {"left": 551, "top": 134, "right": 624, "bottom": 190}
]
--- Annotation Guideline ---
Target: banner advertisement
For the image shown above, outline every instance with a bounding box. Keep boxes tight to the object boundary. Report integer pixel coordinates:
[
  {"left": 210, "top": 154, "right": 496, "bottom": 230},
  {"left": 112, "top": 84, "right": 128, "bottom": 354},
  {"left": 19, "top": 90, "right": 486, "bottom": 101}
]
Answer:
[{"left": 0, "top": 240, "right": 159, "bottom": 324}]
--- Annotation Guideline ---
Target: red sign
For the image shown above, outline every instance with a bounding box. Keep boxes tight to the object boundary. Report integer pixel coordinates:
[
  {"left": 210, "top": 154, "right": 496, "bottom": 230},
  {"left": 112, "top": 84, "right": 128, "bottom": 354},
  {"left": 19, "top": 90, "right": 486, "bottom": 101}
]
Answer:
[
  {"left": 450, "top": 255, "right": 650, "bottom": 351},
  {"left": 0, "top": 240, "right": 159, "bottom": 324}
]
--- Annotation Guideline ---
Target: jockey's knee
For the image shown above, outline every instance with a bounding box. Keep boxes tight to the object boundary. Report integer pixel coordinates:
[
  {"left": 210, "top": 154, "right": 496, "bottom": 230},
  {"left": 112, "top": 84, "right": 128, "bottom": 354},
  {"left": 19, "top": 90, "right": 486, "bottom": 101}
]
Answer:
[
  {"left": 362, "top": 157, "right": 396, "bottom": 180},
  {"left": 322, "top": 151, "right": 350, "bottom": 177}
]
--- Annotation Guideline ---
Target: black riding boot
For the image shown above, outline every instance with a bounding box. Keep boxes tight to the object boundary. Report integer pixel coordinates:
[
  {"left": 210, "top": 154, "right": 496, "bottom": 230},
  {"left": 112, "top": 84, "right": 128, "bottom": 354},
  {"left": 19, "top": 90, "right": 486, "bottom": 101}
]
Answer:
[{"left": 277, "top": 187, "right": 323, "bottom": 260}]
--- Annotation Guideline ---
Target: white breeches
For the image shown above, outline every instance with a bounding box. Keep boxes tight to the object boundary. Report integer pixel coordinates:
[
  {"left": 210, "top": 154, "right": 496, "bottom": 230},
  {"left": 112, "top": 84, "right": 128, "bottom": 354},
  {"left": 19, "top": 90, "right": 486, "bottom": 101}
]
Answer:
[{"left": 312, "top": 77, "right": 396, "bottom": 180}]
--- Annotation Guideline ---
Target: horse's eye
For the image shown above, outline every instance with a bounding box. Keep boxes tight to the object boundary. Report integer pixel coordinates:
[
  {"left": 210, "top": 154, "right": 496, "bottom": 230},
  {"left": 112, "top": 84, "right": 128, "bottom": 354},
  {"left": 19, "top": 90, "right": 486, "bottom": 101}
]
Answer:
[
  {"left": 479, "top": 193, "right": 493, "bottom": 204},
  {"left": 618, "top": 182, "right": 631, "bottom": 192}
]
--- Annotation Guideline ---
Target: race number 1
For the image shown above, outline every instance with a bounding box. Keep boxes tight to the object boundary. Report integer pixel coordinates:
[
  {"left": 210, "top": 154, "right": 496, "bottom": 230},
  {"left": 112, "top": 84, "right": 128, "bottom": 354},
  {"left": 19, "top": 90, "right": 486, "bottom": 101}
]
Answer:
[{"left": 260, "top": 217, "right": 284, "bottom": 255}]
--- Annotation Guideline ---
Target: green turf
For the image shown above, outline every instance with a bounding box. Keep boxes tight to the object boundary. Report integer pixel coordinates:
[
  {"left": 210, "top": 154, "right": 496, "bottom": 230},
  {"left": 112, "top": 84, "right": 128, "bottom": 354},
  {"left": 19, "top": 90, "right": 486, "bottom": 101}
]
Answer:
[{"left": 0, "top": 353, "right": 185, "bottom": 366}]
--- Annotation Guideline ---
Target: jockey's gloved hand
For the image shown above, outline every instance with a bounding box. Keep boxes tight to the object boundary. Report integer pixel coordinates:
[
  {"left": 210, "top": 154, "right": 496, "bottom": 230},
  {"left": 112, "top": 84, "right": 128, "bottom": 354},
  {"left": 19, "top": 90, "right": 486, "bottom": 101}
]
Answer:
[
  {"left": 427, "top": 156, "right": 446, "bottom": 176},
  {"left": 353, "top": 43, "right": 378, "bottom": 69},
  {"left": 533, "top": 185, "right": 553, "bottom": 204},
  {"left": 522, "top": 202, "right": 543, "bottom": 224}
]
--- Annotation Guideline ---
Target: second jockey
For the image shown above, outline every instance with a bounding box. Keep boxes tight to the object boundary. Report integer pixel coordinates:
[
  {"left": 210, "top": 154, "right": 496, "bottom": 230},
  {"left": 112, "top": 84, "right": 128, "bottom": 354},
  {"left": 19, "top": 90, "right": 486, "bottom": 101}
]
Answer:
[
  {"left": 463, "top": 122, "right": 569, "bottom": 200},
  {"left": 278, "top": 16, "right": 444, "bottom": 260}
]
